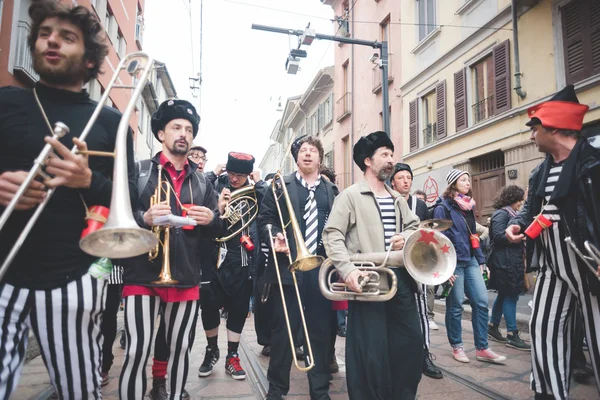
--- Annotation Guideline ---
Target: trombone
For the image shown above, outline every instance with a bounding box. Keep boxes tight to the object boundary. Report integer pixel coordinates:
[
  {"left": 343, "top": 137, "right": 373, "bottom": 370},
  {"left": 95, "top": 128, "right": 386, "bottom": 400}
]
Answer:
[
  {"left": 0, "top": 52, "right": 158, "bottom": 281},
  {"left": 565, "top": 237, "right": 600, "bottom": 281},
  {"left": 265, "top": 171, "right": 323, "bottom": 372}
]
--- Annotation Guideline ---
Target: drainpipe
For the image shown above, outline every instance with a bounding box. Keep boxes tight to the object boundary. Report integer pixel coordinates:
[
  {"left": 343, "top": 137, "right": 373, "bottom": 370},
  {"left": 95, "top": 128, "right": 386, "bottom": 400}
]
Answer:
[
  {"left": 512, "top": 0, "right": 527, "bottom": 99},
  {"left": 350, "top": 5, "right": 356, "bottom": 183}
]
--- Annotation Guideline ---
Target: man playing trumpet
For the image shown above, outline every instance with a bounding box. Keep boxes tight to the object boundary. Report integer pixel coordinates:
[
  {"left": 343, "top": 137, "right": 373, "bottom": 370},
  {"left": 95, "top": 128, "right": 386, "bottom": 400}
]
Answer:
[
  {"left": 323, "top": 131, "right": 423, "bottom": 399},
  {"left": 120, "top": 99, "right": 225, "bottom": 399}
]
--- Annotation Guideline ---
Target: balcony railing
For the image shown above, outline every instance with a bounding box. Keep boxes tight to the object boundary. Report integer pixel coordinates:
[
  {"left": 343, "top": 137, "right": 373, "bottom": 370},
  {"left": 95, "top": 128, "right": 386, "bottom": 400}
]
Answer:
[
  {"left": 372, "top": 54, "right": 394, "bottom": 93},
  {"left": 336, "top": 92, "right": 352, "bottom": 122},
  {"left": 14, "top": 21, "right": 39, "bottom": 84},
  {"left": 423, "top": 122, "right": 437, "bottom": 146},
  {"left": 472, "top": 95, "right": 494, "bottom": 124}
]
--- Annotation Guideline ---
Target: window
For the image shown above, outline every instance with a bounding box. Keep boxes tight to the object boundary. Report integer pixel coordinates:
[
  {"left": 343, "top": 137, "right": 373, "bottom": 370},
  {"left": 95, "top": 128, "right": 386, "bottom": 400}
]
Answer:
[
  {"left": 135, "top": 3, "right": 144, "bottom": 48},
  {"left": 336, "top": 1, "right": 350, "bottom": 38},
  {"left": 324, "top": 151, "right": 334, "bottom": 168},
  {"left": 454, "top": 40, "right": 511, "bottom": 132},
  {"left": 104, "top": 8, "right": 118, "bottom": 45},
  {"left": 117, "top": 31, "right": 126, "bottom": 59},
  {"left": 561, "top": 0, "right": 600, "bottom": 84},
  {"left": 417, "top": 0, "right": 436, "bottom": 41},
  {"left": 310, "top": 112, "right": 319, "bottom": 135},
  {"left": 0, "top": 0, "right": 4, "bottom": 32},
  {"left": 321, "top": 94, "right": 333, "bottom": 127},
  {"left": 337, "top": 61, "right": 351, "bottom": 122},
  {"left": 342, "top": 136, "right": 351, "bottom": 188},
  {"left": 409, "top": 81, "right": 446, "bottom": 151}
]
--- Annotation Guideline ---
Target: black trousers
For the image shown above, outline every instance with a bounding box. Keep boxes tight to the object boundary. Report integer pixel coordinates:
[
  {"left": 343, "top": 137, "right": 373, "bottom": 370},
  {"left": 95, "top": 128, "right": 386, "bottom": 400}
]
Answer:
[
  {"left": 101, "top": 284, "right": 122, "bottom": 373},
  {"left": 346, "top": 268, "right": 423, "bottom": 400},
  {"left": 267, "top": 268, "right": 332, "bottom": 399},
  {"left": 254, "top": 282, "right": 274, "bottom": 346}
]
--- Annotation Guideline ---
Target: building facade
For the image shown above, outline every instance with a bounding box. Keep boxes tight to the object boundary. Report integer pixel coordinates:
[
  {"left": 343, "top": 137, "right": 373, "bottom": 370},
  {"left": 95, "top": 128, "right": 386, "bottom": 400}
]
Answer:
[
  {"left": 399, "top": 0, "right": 600, "bottom": 223},
  {"left": 322, "top": 0, "right": 403, "bottom": 189},
  {"left": 260, "top": 66, "right": 335, "bottom": 180},
  {"left": 0, "top": 0, "right": 149, "bottom": 153}
]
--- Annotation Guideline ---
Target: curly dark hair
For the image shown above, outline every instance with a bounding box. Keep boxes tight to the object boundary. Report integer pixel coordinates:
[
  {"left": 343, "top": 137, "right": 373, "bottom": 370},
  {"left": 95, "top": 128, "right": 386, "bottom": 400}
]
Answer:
[
  {"left": 492, "top": 185, "right": 525, "bottom": 209},
  {"left": 319, "top": 166, "right": 336, "bottom": 182},
  {"left": 295, "top": 135, "right": 324, "bottom": 165},
  {"left": 28, "top": 0, "right": 109, "bottom": 83}
]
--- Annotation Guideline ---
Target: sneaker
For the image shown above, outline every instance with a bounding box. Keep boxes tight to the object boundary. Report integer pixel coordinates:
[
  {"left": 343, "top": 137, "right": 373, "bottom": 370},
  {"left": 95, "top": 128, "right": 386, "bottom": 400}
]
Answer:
[
  {"left": 295, "top": 346, "right": 305, "bottom": 361},
  {"left": 337, "top": 327, "right": 347, "bottom": 337},
  {"left": 100, "top": 372, "right": 109, "bottom": 387},
  {"left": 506, "top": 332, "right": 531, "bottom": 351},
  {"left": 428, "top": 320, "right": 439, "bottom": 330},
  {"left": 423, "top": 352, "right": 443, "bottom": 379},
  {"left": 149, "top": 384, "right": 168, "bottom": 400},
  {"left": 573, "top": 365, "right": 594, "bottom": 384},
  {"left": 476, "top": 348, "right": 507, "bottom": 364},
  {"left": 330, "top": 355, "right": 339, "bottom": 374},
  {"left": 488, "top": 324, "right": 507, "bottom": 343},
  {"left": 261, "top": 345, "right": 271, "bottom": 357},
  {"left": 181, "top": 389, "right": 190, "bottom": 400},
  {"left": 120, "top": 330, "right": 126, "bottom": 349},
  {"left": 265, "top": 392, "right": 284, "bottom": 400},
  {"left": 452, "top": 346, "right": 470, "bottom": 363},
  {"left": 198, "top": 345, "right": 220, "bottom": 377},
  {"left": 225, "top": 354, "right": 247, "bottom": 380}
]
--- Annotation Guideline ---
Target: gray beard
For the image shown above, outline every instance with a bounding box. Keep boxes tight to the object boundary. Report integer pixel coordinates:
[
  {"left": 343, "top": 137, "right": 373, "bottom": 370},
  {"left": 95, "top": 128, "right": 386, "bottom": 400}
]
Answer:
[{"left": 377, "top": 168, "right": 393, "bottom": 182}]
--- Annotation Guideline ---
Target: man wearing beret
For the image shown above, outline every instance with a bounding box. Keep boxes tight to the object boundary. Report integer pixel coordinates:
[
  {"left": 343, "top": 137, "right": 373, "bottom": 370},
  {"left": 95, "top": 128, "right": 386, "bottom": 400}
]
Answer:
[
  {"left": 120, "top": 99, "right": 226, "bottom": 399},
  {"left": 505, "top": 85, "right": 600, "bottom": 399},
  {"left": 198, "top": 152, "right": 267, "bottom": 380},
  {"left": 258, "top": 135, "right": 338, "bottom": 400},
  {"left": 391, "top": 162, "right": 443, "bottom": 380},
  {"left": 323, "top": 131, "right": 423, "bottom": 399}
]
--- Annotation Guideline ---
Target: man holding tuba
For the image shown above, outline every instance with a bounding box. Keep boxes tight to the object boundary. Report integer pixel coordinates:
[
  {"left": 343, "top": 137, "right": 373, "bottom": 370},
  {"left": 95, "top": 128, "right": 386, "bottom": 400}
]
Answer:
[
  {"left": 258, "top": 135, "right": 337, "bottom": 400},
  {"left": 198, "top": 152, "right": 267, "bottom": 380},
  {"left": 0, "top": 2, "right": 134, "bottom": 398},
  {"left": 120, "top": 99, "right": 225, "bottom": 400},
  {"left": 323, "top": 131, "right": 423, "bottom": 400}
]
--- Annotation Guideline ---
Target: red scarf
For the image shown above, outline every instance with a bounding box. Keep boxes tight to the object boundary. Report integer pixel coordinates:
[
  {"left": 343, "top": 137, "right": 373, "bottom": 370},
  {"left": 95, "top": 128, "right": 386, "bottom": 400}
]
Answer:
[{"left": 454, "top": 194, "right": 476, "bottom": 211}]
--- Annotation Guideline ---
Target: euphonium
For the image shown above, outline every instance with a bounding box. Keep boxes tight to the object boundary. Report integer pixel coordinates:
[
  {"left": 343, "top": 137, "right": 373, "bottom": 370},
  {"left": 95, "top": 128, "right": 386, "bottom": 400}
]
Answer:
[{"left": 215, "top": 185, "right": 258, "bottom": 242}]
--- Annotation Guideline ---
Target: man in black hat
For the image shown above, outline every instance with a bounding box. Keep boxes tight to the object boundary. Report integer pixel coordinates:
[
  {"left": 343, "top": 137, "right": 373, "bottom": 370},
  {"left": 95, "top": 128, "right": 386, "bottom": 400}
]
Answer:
[
  {"left": 506, "top": 85, "right": 600, "bottom": 399},
  {"left": 323, "top": 131, "right": 423, "bottom": 399},
  {"left": 258, "top": 135, "right": 338, "bottom": 400},
  {"left": 120, "top": 98, "right": 226, "bottom": 400},
  {"left": 391, "top": 162, "right": 443, "bottom": 380},
  {"left": 198, "top": 152, "right": 267, "bottom": 380}
]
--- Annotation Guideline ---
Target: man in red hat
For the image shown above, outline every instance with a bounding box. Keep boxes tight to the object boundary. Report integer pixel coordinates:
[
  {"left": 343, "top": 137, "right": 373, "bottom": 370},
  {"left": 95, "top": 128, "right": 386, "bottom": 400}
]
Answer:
[{"left": 506, "top": 85, "right": 600, "bottom": 399}]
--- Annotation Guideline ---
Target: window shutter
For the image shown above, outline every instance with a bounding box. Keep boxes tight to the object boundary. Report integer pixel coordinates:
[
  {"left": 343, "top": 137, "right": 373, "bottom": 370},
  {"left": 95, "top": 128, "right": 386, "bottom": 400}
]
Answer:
[
  {"left": 492, "top": 40, "right": 511, "bottom": 115},
  {"left": 590, "top": 1, "right": 600, "bottom": 76},
  {"left": 409, "top": 99, "right": 418, "bottom": 151},
  {"left": 435, "top": 80, "right": 447, "bottom": 139},
  {"left": 454, "top": 68, "right": 468, "bottom": 132},
  {"left": 562, "top": 1, "right": 586, "bottom": 85}
]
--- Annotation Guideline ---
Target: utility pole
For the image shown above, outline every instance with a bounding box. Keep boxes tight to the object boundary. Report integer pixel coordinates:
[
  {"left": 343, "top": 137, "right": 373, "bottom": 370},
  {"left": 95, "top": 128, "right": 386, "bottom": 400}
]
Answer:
[{"left": 252, "top": 24, "right": 391, "bottom": 136}]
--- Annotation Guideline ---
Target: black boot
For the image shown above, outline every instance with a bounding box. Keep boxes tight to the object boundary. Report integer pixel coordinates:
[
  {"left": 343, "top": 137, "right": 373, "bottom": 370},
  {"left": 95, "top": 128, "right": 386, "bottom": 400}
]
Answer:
[{"left": 423, "top": 352, "right": 443, "bottom": 379}]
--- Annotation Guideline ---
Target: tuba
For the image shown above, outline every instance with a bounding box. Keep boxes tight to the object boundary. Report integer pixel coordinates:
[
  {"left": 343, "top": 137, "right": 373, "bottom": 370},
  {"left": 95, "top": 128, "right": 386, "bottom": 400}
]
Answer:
[
  {"left": 215, "top": 185, "right": 258, "bottom": 242},
  {"left": 0, "top": 52, "right": 158, "bottom": 281},
  {"left": 265, "top": 171, "right": 323, "bottom": 372},
  {"left": 319, "top": 220, "right": 457, "bottom": 301}
]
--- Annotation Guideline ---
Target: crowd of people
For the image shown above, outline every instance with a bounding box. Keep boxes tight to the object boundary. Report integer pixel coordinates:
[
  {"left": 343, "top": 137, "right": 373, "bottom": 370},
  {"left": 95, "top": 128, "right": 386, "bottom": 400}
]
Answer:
[{"left": 0, "top": 2, "right": 598, "bottom": 400}]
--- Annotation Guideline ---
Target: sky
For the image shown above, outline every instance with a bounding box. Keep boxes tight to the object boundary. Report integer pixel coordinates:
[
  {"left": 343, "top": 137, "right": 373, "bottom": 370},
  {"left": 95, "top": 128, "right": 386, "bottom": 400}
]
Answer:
[{"left": 144, "top": 0, "right": 335, "bottom": 173}]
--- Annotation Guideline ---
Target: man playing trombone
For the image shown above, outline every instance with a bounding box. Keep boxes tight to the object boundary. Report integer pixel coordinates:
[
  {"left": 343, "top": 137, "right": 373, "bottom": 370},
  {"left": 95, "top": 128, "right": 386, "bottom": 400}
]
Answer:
[
  {"left": 505, "top": 85, "right": 600, "bottom": 399},
  {"left": 258, "top": 135, "right": 337, "bottom": 400},
  {"left": 120, "top": 99, "right": 225, "bottom": 400},
  {"left": 0, "top": 2, "right": 134, "bottom": 398},
  {"left": 323, "top": 131, "right": 423, "bottom": 400}
]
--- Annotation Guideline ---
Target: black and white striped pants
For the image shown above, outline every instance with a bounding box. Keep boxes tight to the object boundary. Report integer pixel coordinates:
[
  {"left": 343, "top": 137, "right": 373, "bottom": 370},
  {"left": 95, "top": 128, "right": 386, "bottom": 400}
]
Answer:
[
  {"left": 119, "top": 296, "right": 200, "bottom": 400},
  {"left": 530, "top": 226, "right": 600, "bottom": 398},
  {"left": 415, "top": 284, "right": 431, "bottom": 352},
  {"left": 0, "top": 274, "right": 107, "bottom": 400}
]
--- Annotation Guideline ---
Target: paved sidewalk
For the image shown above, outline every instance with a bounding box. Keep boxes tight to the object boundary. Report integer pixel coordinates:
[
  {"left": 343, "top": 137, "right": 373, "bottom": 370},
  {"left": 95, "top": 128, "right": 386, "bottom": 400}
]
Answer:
[{"left": 12, "top": 307, "right": 599, "bottom": 399}]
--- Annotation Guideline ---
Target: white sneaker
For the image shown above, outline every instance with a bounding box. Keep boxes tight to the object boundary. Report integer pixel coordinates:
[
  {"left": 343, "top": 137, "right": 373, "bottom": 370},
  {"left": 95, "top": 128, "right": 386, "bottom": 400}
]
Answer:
[{"left": 428, "top": 320, "right": 439, "bottom": 330}]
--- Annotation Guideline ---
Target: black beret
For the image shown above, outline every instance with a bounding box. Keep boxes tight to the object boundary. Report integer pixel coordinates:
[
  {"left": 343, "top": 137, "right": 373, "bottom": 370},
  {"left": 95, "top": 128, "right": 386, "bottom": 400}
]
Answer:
[
  {"left": 226, "top": 152, "right": 255, "bottom": 175},
  {"left": 290, "top": 135, "right": 308, "bottom": 162},
  {"left": 151, "top": 99, "right": 200, "bottom": 142},
  {"left": 353, "top": 131, "right": 394, "bottom": 172},
  {"left": 392, "top": 162, "right": 413, "bottom": 180}
]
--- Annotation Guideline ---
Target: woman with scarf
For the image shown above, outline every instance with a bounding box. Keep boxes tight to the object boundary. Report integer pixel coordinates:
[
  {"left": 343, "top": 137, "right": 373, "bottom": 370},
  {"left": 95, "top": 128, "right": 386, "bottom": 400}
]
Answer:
[
  {"left": 433, "top": 169, "right": 507, "bottom": 364},
  {"left": 487, "top": 185, "right": 531, "bottom": 351}
]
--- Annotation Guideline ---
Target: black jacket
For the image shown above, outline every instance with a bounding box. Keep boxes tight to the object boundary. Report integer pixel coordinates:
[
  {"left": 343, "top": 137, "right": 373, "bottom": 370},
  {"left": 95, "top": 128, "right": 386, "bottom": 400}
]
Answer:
[
  {"left": 407, "top": 195, "right": 429, "bottom": 221},
  {"left": 122, "top": 153, "right": 226, "bottom": 287},
  {"left": 0, "top": 84, "right": 137, "bottom": 289},
  {"left": 258, "top": 173, "right": 338, "bottom": 286},
  {"left": 488, "top": 208, "right": 525, "bottom": 295},
  {"left": 510, "top": 137, "right": 600, "bottom": 294}
]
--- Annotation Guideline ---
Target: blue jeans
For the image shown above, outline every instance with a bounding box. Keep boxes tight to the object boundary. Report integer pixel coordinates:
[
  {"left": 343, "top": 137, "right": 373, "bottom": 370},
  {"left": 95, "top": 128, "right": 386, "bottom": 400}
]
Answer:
[
  {"left": 336, "top": 309, "right": 347, "bottom": 329},
  {"left": 490, "top": 292, "right": 519, "bottom": 333},
  {"left": 445, "top": 256, "right": 489, "bottom": 350}
]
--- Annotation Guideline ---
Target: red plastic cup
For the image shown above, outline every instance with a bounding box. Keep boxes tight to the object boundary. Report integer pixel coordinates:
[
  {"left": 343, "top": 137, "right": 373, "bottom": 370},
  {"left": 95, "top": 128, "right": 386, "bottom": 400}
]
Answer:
[
  {"left": 524, "top": 214, "right": 552, "bottom": 239},
  {"left": 470, "top": 233, "right": 480, "bottom": 249},
  {"left": 81, "top": 205, "right": 110, "bottom": 239},
  {"left": 240, "top": 235, "right": 255, "bottom": 251},
  {"left": 181, "top": 203, "right": 195, "bottom": 230}
]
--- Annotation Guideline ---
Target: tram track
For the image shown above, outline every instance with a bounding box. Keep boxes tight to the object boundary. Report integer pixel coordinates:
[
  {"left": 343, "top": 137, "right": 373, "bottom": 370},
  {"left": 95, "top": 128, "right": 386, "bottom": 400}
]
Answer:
[{"left": 437, "top": 364, "right": 512, "bottom": 400}]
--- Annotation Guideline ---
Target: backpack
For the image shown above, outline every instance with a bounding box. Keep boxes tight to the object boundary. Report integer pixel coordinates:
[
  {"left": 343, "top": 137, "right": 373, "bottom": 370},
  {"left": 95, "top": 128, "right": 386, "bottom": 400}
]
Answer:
[{"left": 135, "top": 159, "right": 206, "bottom": 202}]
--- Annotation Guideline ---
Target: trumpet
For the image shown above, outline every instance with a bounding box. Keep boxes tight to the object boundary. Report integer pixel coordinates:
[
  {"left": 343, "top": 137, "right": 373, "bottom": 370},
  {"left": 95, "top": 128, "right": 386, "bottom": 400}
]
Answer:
[
  {"left": 0, "top": 52, "right": 158, "bottom": 281},
  {"left": 319, "top": 226, "right": 457, "bottom": 301},
  {"left": 266, "top": 171, "right": 323, "bottom": 372},
  {"left": 215, "top": 185, "right": 258, "bottom": 242},
  {"left": 564, "top": 237, "right": 600, "bottom": 281}
]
